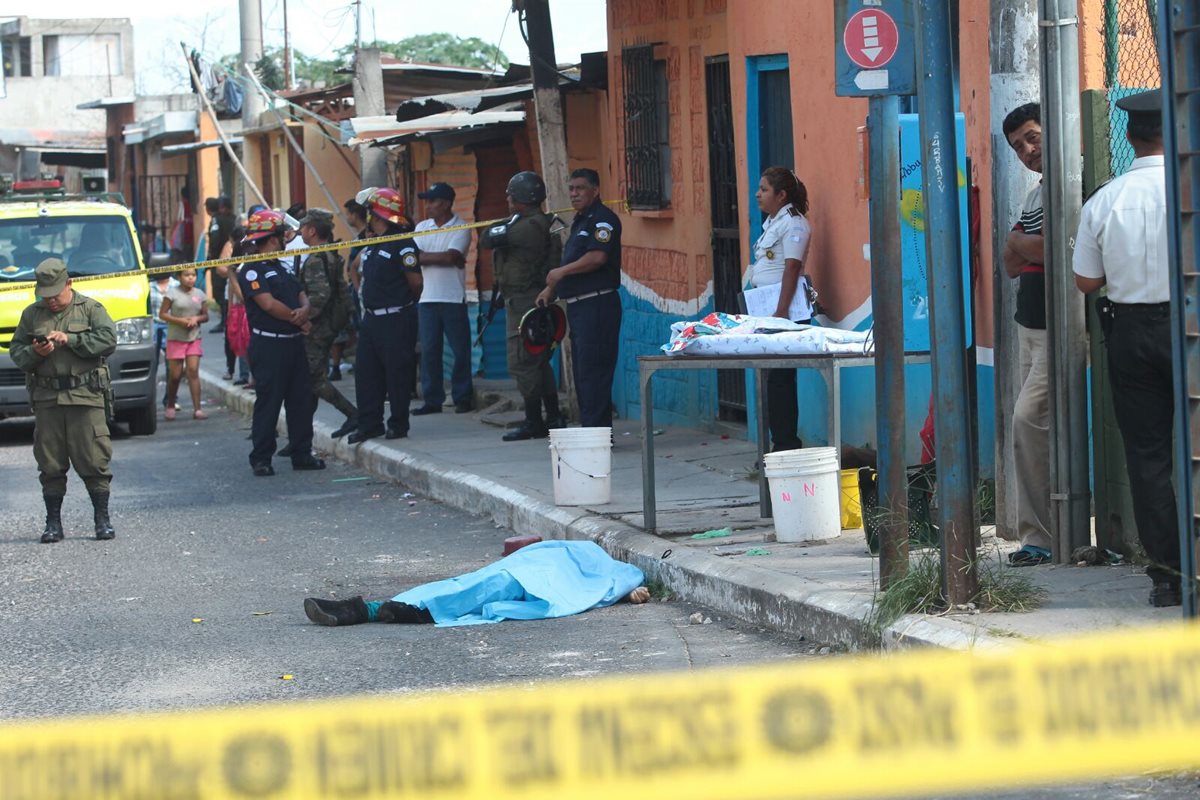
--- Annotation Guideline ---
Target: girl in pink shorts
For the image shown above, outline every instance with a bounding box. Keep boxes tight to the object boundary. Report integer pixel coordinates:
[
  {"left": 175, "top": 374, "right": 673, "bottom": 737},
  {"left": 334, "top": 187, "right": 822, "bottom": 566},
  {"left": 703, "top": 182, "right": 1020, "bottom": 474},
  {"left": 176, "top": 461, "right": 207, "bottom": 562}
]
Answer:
[{"left": 158, "top": 268, "right": 210, "bottom": 420}]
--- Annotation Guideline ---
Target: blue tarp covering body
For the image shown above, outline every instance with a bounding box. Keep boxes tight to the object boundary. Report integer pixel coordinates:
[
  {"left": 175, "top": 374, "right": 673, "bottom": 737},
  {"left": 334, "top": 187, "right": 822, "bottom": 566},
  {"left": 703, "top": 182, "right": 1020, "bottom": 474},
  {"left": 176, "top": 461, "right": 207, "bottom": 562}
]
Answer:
[{"left": 391, "top": 540, "right": 645, "bottom": 627}]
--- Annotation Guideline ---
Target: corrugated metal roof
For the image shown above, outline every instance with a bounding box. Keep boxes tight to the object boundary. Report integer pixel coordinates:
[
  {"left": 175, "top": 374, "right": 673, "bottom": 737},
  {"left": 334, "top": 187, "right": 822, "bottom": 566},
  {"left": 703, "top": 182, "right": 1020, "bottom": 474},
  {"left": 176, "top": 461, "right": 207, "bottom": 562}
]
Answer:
[{"left": 344, "top": 102, "right": 525, "bottom": 146}]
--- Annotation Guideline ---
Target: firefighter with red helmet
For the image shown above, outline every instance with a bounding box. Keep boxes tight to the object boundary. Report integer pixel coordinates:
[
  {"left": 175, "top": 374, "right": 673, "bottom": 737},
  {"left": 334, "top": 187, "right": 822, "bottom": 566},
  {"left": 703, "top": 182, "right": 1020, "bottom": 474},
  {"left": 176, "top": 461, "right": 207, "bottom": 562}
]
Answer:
[
  {"left": 347, "top": 188, "right": 423, "bottom": 443},
  {"left": 236, "top": 210, "right": 325, "bottom": 476}
]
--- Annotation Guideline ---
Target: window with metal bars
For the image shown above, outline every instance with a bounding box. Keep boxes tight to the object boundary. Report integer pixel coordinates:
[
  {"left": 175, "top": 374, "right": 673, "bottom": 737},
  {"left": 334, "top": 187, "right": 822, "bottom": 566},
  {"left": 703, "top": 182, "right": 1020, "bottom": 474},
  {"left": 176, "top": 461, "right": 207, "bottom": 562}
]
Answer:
[{"left": 622, "top": 44, "right": 671, "bottom": 210}]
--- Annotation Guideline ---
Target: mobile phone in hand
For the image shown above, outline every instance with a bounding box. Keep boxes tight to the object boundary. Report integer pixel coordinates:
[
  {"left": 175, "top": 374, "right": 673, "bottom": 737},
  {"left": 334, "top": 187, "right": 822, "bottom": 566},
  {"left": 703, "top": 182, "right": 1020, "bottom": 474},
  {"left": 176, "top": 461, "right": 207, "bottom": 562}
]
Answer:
[{"left": 33, "top": 335, "right": 49, "bottom": 345}]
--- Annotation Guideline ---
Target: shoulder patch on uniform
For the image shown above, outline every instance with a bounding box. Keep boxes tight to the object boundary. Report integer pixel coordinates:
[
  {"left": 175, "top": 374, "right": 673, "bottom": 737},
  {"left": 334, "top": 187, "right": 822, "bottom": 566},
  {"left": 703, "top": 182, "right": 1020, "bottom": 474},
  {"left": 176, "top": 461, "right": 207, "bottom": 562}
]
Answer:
[
  {"left": 595, "top": 221, "right": 614, "bottom": 231},
  {"left": 263, "top": 270, "right": 277, "bottom": 279},
  {"left": 378, "top": 249, "right": 392, "bottom": 259},
  {"left": 402, "top": 252, "right": 418, "bottom": 268},
  {"left": 250, "top": 281, "right": 261, "bottom": 290},
  {"left": 244, "top": 269, "right": 258, "bottom": 281},
  {"left": 789, "top": 235, "right": 801, "bottom": 242},
  {"left": 595, "top": 227, "right": 612, "bottom": 243}
]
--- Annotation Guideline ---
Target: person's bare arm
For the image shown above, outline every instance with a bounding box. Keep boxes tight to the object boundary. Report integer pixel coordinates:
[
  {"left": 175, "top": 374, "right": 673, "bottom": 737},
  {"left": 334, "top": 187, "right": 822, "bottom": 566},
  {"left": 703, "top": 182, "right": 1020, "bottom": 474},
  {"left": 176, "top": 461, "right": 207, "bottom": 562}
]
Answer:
[
  {"left": 1075, "top": 274, "right": 1106, "bottom": 294},
  {"left": 1007, "top": 230, "right": 1044, "bottom": 265},
  {"left": 772, "top": 258, "right": 805, "bottom": 319}
]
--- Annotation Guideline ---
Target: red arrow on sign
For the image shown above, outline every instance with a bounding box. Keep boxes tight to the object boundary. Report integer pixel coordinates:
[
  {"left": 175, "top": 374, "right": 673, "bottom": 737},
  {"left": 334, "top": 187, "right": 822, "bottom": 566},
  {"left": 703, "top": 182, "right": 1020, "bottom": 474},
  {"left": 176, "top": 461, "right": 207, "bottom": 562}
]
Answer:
[{"left": 844, "top": 9, "right": 899, "bottom": 70}]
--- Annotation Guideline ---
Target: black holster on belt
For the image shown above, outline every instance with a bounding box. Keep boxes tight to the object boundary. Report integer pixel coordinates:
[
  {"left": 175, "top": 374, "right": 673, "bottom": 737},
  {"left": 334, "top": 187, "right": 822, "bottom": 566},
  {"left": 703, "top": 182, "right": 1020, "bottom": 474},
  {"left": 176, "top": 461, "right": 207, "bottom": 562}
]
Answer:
[{"left": 1096, "top": 296, "right": 1116, "bottom": 338}]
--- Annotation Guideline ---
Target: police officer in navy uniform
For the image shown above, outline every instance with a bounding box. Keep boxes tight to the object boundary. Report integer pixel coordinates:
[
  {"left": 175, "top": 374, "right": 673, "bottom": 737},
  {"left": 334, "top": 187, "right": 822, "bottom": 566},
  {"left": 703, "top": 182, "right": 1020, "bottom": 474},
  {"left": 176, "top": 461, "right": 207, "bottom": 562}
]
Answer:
[
  {"left": 1073, "top": 89, "right": 1180, "bottom": 606},
  {"left": 237, "top": 210, "right": 325, "bottom": 476},
  {"left": 536, "top": 168, "right": 622, "bottom": 428},
  {"left": 348, "top": 187, "right": 423, "bottom": 443}
]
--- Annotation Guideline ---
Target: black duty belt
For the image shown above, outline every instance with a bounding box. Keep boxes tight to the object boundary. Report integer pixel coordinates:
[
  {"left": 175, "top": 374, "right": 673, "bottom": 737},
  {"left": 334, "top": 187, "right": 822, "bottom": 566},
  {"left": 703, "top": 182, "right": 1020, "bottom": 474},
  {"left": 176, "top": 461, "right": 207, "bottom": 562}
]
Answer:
[
  {"left": 1111, "top": 302, "right": 1169, "bottom": 315},
  {"left": 365, "top": 302, "right": 415, "bottom": 315},
  {"left": 32, "top": 369, "right": 104, "bottom": 391}
]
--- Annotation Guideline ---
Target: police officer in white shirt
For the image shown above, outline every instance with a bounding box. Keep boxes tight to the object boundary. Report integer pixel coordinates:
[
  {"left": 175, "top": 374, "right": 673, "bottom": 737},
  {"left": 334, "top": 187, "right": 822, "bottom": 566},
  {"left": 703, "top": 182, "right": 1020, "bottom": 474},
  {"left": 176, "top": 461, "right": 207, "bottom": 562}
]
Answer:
[
  {"left": 1073, "top": 88, "right": 1180, "bottom": 607},
  {"left": 750, "top": 166, "right": 812, "bottom": 452}
]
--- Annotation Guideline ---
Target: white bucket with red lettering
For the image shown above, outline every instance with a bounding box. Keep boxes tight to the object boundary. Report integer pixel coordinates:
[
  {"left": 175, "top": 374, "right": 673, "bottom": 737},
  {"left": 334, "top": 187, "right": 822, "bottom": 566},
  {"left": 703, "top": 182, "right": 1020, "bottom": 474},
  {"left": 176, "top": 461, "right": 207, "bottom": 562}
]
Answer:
[{"left": 763, "top": 446, "right": 841, "bottom": 542}]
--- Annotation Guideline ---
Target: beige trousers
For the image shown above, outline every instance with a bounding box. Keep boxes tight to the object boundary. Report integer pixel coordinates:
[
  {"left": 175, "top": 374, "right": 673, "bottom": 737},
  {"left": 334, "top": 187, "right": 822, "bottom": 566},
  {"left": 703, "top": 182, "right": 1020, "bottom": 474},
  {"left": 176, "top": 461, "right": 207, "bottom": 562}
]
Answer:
[{"left": 1013, "top": 326, "right": 1052, "bottom": 550}]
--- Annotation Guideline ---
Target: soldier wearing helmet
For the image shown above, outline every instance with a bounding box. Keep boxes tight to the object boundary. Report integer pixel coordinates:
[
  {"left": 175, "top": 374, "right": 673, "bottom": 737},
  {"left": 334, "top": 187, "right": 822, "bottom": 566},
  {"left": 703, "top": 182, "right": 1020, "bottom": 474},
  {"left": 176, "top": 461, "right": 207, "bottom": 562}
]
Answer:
[
  {"left": 480, "top": 170, "right": 564, "bottom": 440},
  {"left": 347, "top": 187, "right": 423, "bottom": 444},
  {"left": 236, "top": 210, "right": 325, "bottom": 476}
]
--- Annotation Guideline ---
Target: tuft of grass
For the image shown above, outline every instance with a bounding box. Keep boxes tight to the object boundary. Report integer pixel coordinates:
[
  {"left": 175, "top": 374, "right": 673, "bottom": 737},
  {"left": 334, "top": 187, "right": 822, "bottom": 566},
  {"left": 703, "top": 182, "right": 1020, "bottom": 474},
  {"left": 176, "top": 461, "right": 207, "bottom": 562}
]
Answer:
[
  {"left": 645, "top": 578, "right": 675, "bottom": 601},
  {"left": 868, "top": 547, "right": 1047, "bottom": 632},
  {"left": 976, "top": 479, "right": 997, "bottom": 525}
]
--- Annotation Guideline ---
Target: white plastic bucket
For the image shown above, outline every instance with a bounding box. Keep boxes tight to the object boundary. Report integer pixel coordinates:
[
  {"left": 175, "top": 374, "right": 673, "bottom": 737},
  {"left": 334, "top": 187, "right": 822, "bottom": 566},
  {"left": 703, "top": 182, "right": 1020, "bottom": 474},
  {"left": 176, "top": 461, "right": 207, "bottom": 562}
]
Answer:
[
  {"left": 763, "top": 446, "right": 841, "bottom": 542},
  {"left": 549, "top": 427, "right": 612, "bottom": 505}
]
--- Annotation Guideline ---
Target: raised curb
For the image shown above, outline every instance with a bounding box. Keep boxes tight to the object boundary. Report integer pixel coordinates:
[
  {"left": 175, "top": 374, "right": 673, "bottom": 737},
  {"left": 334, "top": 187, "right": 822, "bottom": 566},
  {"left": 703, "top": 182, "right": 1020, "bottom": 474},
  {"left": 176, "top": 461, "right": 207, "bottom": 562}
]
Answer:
[{"left": 200, "top": 367, "right": 1009, "bottom": 652}]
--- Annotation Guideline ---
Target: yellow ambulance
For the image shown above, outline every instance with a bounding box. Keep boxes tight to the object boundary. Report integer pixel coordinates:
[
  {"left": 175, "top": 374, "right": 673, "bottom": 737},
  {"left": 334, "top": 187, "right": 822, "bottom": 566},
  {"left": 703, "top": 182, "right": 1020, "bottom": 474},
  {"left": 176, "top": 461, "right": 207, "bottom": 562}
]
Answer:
[{"left": 0, "top": 179, "right": 159, "bottom": 434}]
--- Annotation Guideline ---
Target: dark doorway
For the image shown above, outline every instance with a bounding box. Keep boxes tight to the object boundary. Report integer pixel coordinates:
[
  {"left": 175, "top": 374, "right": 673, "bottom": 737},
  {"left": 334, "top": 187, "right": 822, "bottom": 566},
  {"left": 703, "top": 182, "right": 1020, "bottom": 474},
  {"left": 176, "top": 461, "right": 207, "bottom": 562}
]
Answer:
[
  {"left": 758, "top": 67, "right": 794, "bottom": 171},
  {"left": 706, "top": 56, "right": 746, "bottom": 421}
]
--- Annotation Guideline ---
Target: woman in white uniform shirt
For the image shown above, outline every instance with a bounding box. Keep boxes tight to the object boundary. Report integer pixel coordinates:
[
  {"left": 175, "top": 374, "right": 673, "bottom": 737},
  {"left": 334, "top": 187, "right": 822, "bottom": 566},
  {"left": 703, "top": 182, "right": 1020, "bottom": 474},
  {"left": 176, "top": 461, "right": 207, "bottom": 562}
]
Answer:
[{"left": 751, "top": 166, "right": 812, "bottom": 452}]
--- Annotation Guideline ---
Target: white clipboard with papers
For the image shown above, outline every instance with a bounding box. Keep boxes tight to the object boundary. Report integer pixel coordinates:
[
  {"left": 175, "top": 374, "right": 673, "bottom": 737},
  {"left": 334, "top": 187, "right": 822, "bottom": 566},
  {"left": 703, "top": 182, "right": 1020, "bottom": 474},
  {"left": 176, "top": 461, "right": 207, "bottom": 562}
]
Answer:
[{"left": 742, "top": 279, "right": 814, "bottom": 322}]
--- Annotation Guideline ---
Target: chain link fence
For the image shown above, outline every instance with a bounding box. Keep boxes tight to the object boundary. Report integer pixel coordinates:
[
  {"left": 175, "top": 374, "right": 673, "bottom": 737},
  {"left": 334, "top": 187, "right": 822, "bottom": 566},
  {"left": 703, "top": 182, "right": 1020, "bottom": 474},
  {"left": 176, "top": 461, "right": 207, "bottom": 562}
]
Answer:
[{"left": 1105, "top": 0, "right": 1161, "bottom": 175}]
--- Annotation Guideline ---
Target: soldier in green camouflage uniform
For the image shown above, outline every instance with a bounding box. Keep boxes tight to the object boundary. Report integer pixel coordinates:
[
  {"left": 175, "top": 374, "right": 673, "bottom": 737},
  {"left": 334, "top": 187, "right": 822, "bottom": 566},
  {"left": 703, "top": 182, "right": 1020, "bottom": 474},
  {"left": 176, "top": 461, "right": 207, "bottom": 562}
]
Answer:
[
  {"left": 10, "top": 259, "right": 118, "bottom": 543},
  {"left": 480, "top": 171, "right": 564, "bottom": 441},
  {"left": 297, "top": 209, "right": 357, "bottom": 439}
]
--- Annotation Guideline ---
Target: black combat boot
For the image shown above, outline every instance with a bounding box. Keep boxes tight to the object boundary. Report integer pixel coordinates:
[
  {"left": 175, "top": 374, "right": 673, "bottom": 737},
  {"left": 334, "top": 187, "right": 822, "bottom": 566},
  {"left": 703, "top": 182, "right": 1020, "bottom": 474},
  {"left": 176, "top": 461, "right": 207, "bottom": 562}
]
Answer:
[
  {"left": 544, "top": 397, "right": 566, "bottom": 430},
  {"left": 303, "top": 596, "right": 370, "bottom": 626},
  {"left": 374, "top": 601, "right": 435, "bottom": 624},
  {"left": 40, "top": 495, "right": 64, "bottom": 544},
  {"left": 90, "top": 491, "right": 115, "bottom": 540},
  {"left": 503, "top": 401, "right": 549, "bottom": 441}
]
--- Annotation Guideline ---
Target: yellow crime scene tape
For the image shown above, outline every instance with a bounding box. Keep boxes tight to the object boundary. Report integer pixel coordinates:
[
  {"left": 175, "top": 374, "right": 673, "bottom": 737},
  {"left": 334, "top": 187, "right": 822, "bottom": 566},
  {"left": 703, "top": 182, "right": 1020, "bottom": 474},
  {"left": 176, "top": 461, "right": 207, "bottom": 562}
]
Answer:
[
  {"left": 2, "top": 621, "right": 1200, "bottom": 799},
  {"left": 0, "top": 200, "right": 626, "bottom": 295}
]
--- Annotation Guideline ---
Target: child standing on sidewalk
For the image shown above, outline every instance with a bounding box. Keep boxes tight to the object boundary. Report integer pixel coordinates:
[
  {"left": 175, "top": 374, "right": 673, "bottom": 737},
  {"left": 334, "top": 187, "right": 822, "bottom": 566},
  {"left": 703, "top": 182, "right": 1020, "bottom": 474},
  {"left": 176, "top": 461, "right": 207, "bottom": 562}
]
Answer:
[{"left": 158, "top": 268, "right": 209, "bottom": 420}]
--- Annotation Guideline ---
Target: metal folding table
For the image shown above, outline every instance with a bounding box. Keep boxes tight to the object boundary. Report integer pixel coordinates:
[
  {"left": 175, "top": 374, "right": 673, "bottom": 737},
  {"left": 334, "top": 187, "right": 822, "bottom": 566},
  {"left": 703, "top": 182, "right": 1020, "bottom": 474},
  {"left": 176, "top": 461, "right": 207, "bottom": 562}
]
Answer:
[{"left": 638, "top": 352, "right": 931, "bottom": 533}]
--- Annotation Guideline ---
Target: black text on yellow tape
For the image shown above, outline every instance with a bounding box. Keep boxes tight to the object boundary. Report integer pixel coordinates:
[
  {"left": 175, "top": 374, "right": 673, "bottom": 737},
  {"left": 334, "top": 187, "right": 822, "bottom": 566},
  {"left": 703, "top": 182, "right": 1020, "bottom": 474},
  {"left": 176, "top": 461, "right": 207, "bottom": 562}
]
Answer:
[{"left": 5, "top": 622, "right": 1199, "bottom": 800}]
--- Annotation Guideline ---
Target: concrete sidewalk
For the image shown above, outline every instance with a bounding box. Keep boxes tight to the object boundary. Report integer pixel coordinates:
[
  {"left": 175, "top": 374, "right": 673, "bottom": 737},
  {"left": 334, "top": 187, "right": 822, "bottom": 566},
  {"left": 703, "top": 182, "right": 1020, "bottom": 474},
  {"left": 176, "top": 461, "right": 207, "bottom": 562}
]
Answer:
[{"left": 187, "top": 328, "right": 1183, "bottom": 651}]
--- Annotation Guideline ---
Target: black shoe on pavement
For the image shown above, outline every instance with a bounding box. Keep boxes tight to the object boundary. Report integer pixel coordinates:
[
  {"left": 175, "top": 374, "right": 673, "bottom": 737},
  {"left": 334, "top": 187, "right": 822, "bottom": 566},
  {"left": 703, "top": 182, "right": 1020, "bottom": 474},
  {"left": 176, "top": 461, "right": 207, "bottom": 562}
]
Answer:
[
  {"left": 277, "top": 443, "right": 294, "bottom": 458},
  {"left": 503, "top": 421, "right": 550, "bottom": 442},
  {"left": 1150, "top": 581, "right": 1182, "bottom": 607},
  {"left": 331, "top": 416, "right": 357, "bottom": 439},
  {"left": 455, "top": 400, "right": 475, "bottom": 414},
  {"left": 545, "top": 414, "right": 566, "bottom": 430},
  {"left": 375, "top": 601, "right": 435, "bottom": 624},
  {"left": 40, "top": 495, "right": 64, "bottom": 543},
  {"left": 328, "top": 366, "right": 342, "bottom": 382},
  {"left": 385, "top": 426, "right": 407, "bottom": 440},
  {"left": 90, "top": 491, "right": 115, "bottom": 540},
  {"left": 347, "top": 428, "right": 384, "bottom": 444},
  {"left": 252, "top": 463, "right": 275, "bottom": 477},
  {"left": 303, "top": 596, "right": 369, "bottom": 626},
  {"left": 210, "top": 323, "right": 226, "bottom": 334},
  {"left": 233, "top": 378, "right": 249, "bottom": 386},
  {"left": 411, "top": 405, "right": 442, "bottom": 416},
  {"left": 292, "top": 456, "right": 326, "bottom": 471}
]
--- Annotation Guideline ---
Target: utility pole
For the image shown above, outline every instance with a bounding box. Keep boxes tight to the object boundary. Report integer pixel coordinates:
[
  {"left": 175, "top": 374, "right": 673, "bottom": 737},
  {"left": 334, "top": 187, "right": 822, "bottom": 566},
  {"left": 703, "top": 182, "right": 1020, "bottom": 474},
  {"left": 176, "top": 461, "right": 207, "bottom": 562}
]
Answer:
[
  {"left": 520, "top": 0, "right": 570, "bottom": 212},
  {"left": 355, "top": 0, "right": 363, "bottom": 50},
  {"left": 868, "top": 94, "right": 908, "bottom": 590},
  {"left": 1039, "top": 0, "right": 1090, "bottom": 561},
  {"left": 239, "top": 0, "right": 264, "bottom": 127},
  {"left": 352, "top": 47, "right": 389, "bottom": 191},
  {"left": 914, "top": 0, "right": 979, "bottom": 606},
  {"left": 989, "top": 0, "right": 1041, "bottom": 541},
  {"left": 520, "top": 0, "right": 577, "bottom": 418},
  {"left": 282, "top": 0, "right": 292, "bottom": 91}
]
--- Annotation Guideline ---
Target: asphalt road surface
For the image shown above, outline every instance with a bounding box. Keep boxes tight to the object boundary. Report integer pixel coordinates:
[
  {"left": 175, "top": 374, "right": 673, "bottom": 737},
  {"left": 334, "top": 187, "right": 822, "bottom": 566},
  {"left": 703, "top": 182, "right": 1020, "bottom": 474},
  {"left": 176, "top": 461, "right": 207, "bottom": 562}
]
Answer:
[{"left": 0, "top": 398, "right": 1196, "bottom": 800}]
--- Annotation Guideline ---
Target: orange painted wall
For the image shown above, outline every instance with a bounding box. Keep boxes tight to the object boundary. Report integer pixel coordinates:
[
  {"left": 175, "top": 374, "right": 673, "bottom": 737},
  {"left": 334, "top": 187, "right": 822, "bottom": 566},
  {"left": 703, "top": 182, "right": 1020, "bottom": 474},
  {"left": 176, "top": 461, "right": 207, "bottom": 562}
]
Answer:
[{"left": 605, "top": 0, "right": 998, "bottom": 345}]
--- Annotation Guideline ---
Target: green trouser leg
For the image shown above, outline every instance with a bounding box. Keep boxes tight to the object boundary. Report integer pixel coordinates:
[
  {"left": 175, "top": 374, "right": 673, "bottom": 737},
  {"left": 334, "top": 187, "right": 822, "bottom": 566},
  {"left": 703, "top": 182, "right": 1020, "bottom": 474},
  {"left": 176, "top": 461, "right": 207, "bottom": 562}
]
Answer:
[
  {"left": 33, "top": 403, "right": 112, "bottom": 497},
  {"left": 505, "top": 290, "right": 558, "bottom": 406},
  {"left": 306, "top": 330, "right": 358, "bottom": 419}
]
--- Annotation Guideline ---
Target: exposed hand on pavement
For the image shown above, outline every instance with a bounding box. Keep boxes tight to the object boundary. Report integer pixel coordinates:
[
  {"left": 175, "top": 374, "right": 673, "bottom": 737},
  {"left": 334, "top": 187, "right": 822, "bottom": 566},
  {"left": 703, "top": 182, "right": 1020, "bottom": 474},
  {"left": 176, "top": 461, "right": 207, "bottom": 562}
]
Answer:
[{"left": 628, "top": 586, "right": 651, "bottom": 604}]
